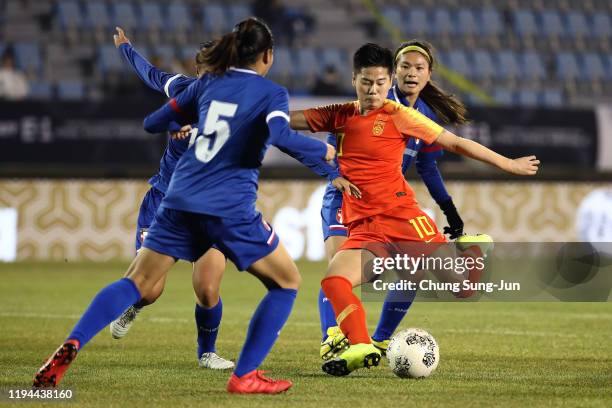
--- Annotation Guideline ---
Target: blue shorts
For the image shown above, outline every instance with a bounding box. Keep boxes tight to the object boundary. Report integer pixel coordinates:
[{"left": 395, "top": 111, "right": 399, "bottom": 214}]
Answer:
[
  {"left": 321, "top": 189, "right": 348, "bottom": 241},
  {"left": 143, "top": 207, "right": 279, "bottom": 271},
  {"left": 135, "top": 187, "right": 165, "bottom": 251}
]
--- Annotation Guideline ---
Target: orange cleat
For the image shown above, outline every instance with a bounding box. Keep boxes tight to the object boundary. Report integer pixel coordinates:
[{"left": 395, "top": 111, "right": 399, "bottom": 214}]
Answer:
[
  {"left": 226, "top": 370, "right": 292, "bottom": 394},
  {"left": 33, "top": 339, "right": 80, "bottom": 388}
]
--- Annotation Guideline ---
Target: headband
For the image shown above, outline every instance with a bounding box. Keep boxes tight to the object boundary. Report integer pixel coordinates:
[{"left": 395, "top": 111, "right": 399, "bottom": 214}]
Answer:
[{"left": 395, "top": 45, "right": 431, "bottom": 65}]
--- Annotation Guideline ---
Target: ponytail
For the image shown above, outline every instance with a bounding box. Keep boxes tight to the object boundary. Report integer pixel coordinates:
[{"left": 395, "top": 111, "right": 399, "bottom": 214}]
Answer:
[
  {"left": 394, "top": 40, "right": 469, "bottom": 125},
  {"left": 199, "top": 17, "right": 273, "bottom": 76}
]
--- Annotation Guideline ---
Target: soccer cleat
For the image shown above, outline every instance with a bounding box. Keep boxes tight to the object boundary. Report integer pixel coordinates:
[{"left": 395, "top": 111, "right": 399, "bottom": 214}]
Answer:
[
  {"left": 371, "top": 338, "right": 390, "bottom": 357},
  {"left": 320, "top": 326, "right": 350, "bottom": 361},
  {"left": 456, "top": 233, "right": 494, "bottom": 256},
  {"left": 109, "top": 305, "right": 140, "bottom": 339},
  {"left": 198, "top": 352, "right": 235, "bottom": 370},
  {"left": 226, "top": 370, "right": 292, "bottom": 394},
  {"left": 322, "top": 343, "right": 381, "bottom": 376},
  {"left": 33, "top": 340, "right": 79, "bottom": 388}
]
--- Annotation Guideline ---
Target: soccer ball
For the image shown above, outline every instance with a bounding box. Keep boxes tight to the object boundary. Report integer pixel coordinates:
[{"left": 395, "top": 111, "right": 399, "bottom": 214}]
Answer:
[{"left": 386, "top": 328, "right": 439, "bottom": 378}]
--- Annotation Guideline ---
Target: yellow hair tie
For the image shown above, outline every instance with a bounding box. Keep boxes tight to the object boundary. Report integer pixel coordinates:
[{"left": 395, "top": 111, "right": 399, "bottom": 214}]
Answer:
[{"left": 395, "top": 45, "right": 431, "bottom": 65}]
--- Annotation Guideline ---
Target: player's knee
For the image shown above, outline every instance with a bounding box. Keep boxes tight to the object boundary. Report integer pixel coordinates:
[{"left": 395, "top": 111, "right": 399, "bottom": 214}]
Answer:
[{"left": 195, "top": 283, "right": 220, "bottom": 308}]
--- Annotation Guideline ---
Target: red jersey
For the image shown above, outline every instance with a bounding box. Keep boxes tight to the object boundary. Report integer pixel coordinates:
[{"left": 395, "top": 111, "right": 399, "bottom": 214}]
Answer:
[{"left": 303, "top": 100, "right": 444, "bottom": 223}]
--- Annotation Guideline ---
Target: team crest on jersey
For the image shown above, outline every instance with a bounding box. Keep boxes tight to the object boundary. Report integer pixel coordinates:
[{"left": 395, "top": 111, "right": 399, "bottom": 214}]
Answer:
[
  {"left": 335, "top": 208, "right": 343, "bottom": 224},
  {"left": 372, "top": 115, "right": 387, "bottom": 136}
]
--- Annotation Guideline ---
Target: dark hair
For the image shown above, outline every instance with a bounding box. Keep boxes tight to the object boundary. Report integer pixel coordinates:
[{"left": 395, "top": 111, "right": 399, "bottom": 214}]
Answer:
[
  {"left": 200, "top": 17, "right": 274, "bottom": 75},
  {"left": 195, "top": 40, "right": 215, "bottom": 69},
  {"left": 353, "top": 43, "right": 393, "bottom": 75},
  {"left": 394, "top": 40, "right": 468, "bottom": 125}
]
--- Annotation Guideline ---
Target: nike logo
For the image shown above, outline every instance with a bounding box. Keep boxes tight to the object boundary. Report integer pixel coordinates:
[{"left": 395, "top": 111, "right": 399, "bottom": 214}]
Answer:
[{"left": 425, "top": 237, "right": 435, "bottom": 243}]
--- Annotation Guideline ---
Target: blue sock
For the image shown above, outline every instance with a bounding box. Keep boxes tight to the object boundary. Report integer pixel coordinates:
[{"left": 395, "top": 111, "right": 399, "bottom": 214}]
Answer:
[
  {"left": 233, "top": 288, "right": 297, "bottom": 377},
  {"left": 195, "top": 298, "right": 222, "bottom": 358},
  {"left": 372, "top": 289, "right": 416, "bottom": 342},
  {"left": 318, "top": 288, "right": 337, "bottom": 341},
  {"left": 68, "top": 278, "right": 141, "bottom": 348}
]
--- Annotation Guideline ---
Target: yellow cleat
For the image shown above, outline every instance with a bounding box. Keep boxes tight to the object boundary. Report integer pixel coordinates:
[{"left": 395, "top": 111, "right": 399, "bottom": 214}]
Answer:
[
  {"left": 322, "top": 343, "right": 381, "bottom": 376},
  {"left": 320, "top": 326, "right": 349, "bottom": 361},
  {"left": 456, "top": 233, "right": 494, "bottom": 256},
  {"left": 371, "top": 338, "right": 390, "bottom": 357}
]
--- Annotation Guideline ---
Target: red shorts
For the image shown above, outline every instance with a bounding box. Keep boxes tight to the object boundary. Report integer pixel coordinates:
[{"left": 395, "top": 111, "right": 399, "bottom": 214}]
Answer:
[{"left": 340, "top": 204, "right": 446, "bottom": 256}]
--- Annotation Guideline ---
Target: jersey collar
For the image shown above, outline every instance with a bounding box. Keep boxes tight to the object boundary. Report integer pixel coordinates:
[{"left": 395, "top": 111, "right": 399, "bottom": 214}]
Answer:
[{"left": 229, "top": 67, "right": 258, "bottom": 75}]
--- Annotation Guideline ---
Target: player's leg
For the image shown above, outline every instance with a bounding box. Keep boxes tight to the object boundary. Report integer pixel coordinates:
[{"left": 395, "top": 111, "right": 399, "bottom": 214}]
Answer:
[
  {"left": 110, "top": 187, "right": 166, "bottom": 339},
  {"left": 34, "top": 248, "right": 175, "bottom": 387},
  {"left": 191, "top": 247, "right": 234, "bottom": 370},
  {"left": 225, "top": 243, "right": 299, "bottom": 393},
  {"left": 321, "top": 248, "right": 382, "bottom": 376}
]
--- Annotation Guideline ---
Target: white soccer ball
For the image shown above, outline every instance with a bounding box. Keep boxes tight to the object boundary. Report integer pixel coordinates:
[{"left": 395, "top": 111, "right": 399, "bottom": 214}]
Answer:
[{"left": 386, "top": 328, "right": 439, "bottom": 378}]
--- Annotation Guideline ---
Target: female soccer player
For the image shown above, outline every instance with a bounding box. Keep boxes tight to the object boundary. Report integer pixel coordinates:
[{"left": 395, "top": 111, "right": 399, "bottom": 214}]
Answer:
[
  {"left": 318, "top": 40, "right": 471, "bottom": 360},
  {"left": 34, "top": 17, "right": 336, "bottom": 394},
  {"left": 291, "top": 43, "right": 539, "bottom": 376},
  {"left": 111, "top": 27, "right": 355, "bottom": 370}
]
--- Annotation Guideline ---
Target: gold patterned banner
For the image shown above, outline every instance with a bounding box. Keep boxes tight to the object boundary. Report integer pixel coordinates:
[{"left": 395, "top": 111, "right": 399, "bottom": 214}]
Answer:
[{"left": 0, "top": 180, "right": 610, "bottom": 261}]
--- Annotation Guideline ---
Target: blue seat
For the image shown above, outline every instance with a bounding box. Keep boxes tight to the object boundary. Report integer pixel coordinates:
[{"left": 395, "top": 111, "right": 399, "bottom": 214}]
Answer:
[
  {"left": 140, "top": 3, "right": 164, "bottom": 31},
  {"left": 522, "top": 52, "right": 546, "bottom": 80},
  {"left": 541, "top": 89, "right": 563, "bottom": 107},
  {"left": 28, "top": 81, "right": 53, "bottom": 100},
  {"left": 382, "top": 6, "right": 403, "bottom": 32},
  {"left": 84, "top": 2, "right": 110, "bottom": 29},
  {"left": 321, "top": 48, "right": 347, "bottom": 74},
  {"left": 480, "top": 8, "right": 503, "bottom": 36},
  {"left": 202, "top": 4, "right": 228, "bottom": 33},
  {"left": 268, "top": 46, "right": 292, "bottom": 77},
  {"left": 111, "top": 2, "right": 138, "bottom": 31},
  {"left": 517, "top": 89, "right": 539, "bottom": 107},
  {"left": 405, "top": 8, "right": 429, "bottom": 36},
  {"left": 583, "top": 52, "right": 605, "bottom": 81},
  {"left": 513, "top": 9, "right": 538, "bottom": 37},
  {"left": 431, "top": 8, "right": 455, "bottom": 35},
  {"left": 495, "top": 51, "right": 521, "bottom": 79},
  {"left": 227, "top": 4, "right": 251, "bottom": 26},
  {"left": 294, "top": 48, "right": 319, "bottom": 77},
  {"left": 591, "top": 13, "right": 611, "bottom": 38},
  {"left": 447, "top": 50, "right": 470, "bottom": 77},
  {"left": 98, "top": 44, "right": 124, "bottom": 73},
  {"left": 456, "top": 8, "right": 478, "bottom": 36},
  {"left": 14, "top": 42, "right": 41, "bottom": 73},
  {"left": 152, "top": 45, "right": 176, "bottom": 69},
  {"left": 566, "top": 10, "right": 590, "bottom": 38},
  {"left": 167, "top": 2, "right": 192, "bottom": 30},
  {"left": 472, "top": 50, "right": 495, "bottom": 79},
  {"left": 540, "top": 10, "right": 565, "bottom": 38},
  {"left": 604, "top": 54, "right": 612, "bottom": 80},
  {"left": 57, "top": 0, "right": 82, "bottom": 29},
  {"left": 493, "top": 88, "right": 515, "bottom": 106},
  {"left": 57, "top": 80, "right": 85, "bottom": 101},
  {"left": 556, "top": 52, "right": 580, "bottom": 80}
]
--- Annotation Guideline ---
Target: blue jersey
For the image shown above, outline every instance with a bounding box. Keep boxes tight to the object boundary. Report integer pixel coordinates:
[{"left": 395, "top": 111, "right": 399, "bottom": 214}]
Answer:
[
  {"left": 119, "top": 43, "right": 339, "bottom": 192},
  {"left": 143, "top": 68, "right": 328, "bottom": 218}
]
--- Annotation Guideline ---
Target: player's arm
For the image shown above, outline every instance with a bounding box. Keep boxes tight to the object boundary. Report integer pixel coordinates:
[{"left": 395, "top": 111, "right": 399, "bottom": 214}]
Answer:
[
  {"left": 143, "top": 80, "right": 199, "bottom": 134},
  {"left": 267, "top": 88, "right": 335, "bottom": 161},
  {"left": 289, "top": 111, "right": 311, "bottom": 130},
  {"left": 390, "top": 103, "right": 539, "bottom": 175},
  {"left": 415, "top": 148, "right": 464, "bottom": 239},
  {"left": 114, "top": 27, "right": 180, "bottom": 95}
]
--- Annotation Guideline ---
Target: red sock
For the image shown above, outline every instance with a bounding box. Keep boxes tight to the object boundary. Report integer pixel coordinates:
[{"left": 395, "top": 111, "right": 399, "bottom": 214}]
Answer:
[{"left": 321, "top": 276, "right": 370, "bottom": 344}]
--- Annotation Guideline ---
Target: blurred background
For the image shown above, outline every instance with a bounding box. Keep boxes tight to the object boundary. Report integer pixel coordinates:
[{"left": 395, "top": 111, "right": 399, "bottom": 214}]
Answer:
[{"left": 0, "top": 0, "right": 611, "bottom": 262}]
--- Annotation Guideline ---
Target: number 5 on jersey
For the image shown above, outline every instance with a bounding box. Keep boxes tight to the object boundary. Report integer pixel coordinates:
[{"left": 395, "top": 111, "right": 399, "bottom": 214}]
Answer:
[{"left": 194, "top": 100, "right": 238, "bottom": 163}]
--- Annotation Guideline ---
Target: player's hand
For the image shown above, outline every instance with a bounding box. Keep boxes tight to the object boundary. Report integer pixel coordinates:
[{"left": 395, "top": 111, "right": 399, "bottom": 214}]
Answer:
[
  {"left": 113, "top": 27, "right": 130, "bottom": 48},
  {"left": 439, "top": 199, "right": 464, "bottom": 240},
  {"left": 508, "top": 155, "right": 540, "bottom": 175},
  {"left": 325, "top": 143, "right": 336, "bottom": 161},
  {"left": 170, "top": 124, "right": 192, "bottom": 140},
  {"left": 332, "top": 177, "right": 362, "bottom": 199}
]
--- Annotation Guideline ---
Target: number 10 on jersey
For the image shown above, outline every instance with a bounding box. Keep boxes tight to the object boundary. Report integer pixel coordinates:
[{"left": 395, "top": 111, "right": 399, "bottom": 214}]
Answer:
[{"left": 194, "top": 100, "right": 238, "bottom": 163}]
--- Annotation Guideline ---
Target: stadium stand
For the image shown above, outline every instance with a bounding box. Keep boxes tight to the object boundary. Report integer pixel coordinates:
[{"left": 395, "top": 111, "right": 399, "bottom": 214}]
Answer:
[{"left": 0, "top": 0, "right": 610, "bottom": 106}]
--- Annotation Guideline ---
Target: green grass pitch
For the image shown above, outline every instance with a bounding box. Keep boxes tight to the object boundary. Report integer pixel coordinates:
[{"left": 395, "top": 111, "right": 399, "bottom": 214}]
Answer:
[{"left": 0, "top": 261, "right": 610, "bottom": 407}]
